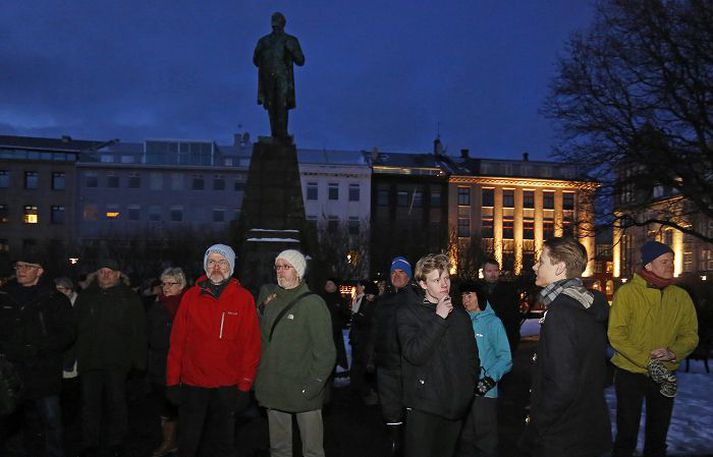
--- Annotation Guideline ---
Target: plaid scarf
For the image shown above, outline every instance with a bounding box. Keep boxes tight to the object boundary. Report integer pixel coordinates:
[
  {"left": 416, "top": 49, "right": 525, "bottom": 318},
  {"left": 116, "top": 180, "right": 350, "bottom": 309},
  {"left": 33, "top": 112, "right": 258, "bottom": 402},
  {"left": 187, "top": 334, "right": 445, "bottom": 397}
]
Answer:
[{"left": 540, "top": 278, "right": 594, "bottom": 310}]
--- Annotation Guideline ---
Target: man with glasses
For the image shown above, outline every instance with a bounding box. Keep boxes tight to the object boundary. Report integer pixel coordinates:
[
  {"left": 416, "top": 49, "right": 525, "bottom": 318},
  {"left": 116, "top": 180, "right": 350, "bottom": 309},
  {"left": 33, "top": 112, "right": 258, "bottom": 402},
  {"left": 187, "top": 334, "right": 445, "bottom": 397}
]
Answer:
[
  {"left": 166, "top": 244, "right": 260, "bottom": 457},
  {"left": 74, "top": 258, "right": 146, "bottom": 457},
  {"left": 255, "top": 249, "right": 336, "bottom": 457},
  {"left": 0, "top": 253, "right": 74, "bottom": 457}
]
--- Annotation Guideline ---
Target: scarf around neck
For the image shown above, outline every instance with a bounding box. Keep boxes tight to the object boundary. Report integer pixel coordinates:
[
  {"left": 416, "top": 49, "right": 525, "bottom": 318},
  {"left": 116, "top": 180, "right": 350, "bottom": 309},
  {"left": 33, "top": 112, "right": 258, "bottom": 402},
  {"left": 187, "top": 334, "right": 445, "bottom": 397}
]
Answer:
[
  {"left": 539, "top": 277, "right": 594, "bottom": 310},
  {"left": 637, "top": 268, "right": 675, "bottom": 289}
]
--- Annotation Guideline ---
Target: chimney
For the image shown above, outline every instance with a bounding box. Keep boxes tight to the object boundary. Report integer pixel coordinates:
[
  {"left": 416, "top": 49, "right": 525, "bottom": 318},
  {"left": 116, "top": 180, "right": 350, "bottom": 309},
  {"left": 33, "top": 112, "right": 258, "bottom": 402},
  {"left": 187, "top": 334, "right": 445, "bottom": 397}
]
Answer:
[
  {"left": 460, "top": 148, "right": 470, "bottom": 159},
  {"left": 371, "top": 147, "right": 379, "bottom": 162},
  {"left": 434, "top": 137, "right": 443, "bottom": 156},
  {"left": 523, "top": 152, "right": 529, "bottom": 161}
]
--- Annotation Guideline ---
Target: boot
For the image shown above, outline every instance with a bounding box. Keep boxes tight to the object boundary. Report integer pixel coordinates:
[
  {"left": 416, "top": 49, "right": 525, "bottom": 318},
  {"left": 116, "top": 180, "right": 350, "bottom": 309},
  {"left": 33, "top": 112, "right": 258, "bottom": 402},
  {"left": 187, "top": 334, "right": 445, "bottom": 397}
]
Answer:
[
  {"left": 385, "top": 423, "right": 403, "bottom": 457},
  {"left": 152, "top": 417, "right": 178, "bottom": 457}
]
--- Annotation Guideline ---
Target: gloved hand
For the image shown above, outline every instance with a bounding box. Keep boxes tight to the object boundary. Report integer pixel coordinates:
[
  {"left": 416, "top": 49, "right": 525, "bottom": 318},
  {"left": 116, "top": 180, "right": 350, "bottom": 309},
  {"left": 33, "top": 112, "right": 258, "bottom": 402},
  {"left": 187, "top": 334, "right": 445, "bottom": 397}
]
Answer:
[
  {"left": 166, "top": 385, "right": 182, "bottom": 406},
  {"left": 234, "top": 389, "right": 251, "bottom": 413},
  {"left": 475, "top": 376, "right": 496, "bottom": 396}
]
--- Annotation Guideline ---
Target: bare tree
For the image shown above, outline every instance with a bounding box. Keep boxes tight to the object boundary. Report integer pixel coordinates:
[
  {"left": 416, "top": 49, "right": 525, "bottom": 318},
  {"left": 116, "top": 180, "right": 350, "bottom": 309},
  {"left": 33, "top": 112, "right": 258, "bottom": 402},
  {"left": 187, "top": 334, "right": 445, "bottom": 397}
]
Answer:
[{"left": 543, "top": 0, "right": 713, "bottom": 242}]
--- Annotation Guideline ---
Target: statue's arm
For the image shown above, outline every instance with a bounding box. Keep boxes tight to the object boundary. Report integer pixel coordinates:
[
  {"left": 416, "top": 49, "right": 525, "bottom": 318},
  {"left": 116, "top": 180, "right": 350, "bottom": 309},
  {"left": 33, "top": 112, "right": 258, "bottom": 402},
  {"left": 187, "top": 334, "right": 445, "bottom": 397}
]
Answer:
[{"left": 287, "top": 37, "right": 305, "bottom": 66}]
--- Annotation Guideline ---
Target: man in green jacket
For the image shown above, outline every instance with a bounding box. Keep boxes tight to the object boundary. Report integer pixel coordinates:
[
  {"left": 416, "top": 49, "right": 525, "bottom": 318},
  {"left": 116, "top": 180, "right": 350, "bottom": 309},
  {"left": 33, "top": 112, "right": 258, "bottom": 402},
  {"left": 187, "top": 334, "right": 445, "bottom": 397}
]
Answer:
[
  {"left": 74, "top": 259, "right": 146, "bottom": 457},
  {"left": 609, "top": 241, "right": 699, "bottom": 457},
  {"left": 255, "top": 249, "right": 336, "bottom": 457}
]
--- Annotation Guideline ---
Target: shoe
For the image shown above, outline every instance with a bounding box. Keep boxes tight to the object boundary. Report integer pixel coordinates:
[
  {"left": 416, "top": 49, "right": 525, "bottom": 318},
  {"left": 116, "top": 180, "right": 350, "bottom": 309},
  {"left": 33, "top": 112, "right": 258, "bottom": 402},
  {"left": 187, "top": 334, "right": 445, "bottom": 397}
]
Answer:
[{"left": 152, "top": 419, "right": 178, "bottom": 456}]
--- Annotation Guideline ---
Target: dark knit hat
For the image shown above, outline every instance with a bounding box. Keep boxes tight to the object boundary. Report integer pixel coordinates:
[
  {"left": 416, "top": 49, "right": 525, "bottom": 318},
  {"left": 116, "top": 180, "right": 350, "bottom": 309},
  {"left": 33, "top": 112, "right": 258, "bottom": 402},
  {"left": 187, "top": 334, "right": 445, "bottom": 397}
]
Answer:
[
  {"left": 98, "top": 258, "right": 121, "bottom": 271},
  {"left": 641, "top": 241, "right": 674, "bottom": 266},
  {"left": 14, "top": 249, "right": 44, "bottom": 267},
  {"left": 390, "top": 256, "right": 412, "bottom": 279},
  {"left": 459, "top": 281, "right": 482, "bottom": 294}
]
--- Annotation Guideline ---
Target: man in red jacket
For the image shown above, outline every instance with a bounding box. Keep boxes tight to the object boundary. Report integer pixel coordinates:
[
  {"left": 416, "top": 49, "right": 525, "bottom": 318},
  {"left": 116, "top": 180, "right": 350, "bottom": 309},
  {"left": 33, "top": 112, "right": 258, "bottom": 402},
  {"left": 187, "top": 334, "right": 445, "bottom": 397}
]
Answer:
[{"left": 166, "top": 244, "right": 260, "bottom": 457}]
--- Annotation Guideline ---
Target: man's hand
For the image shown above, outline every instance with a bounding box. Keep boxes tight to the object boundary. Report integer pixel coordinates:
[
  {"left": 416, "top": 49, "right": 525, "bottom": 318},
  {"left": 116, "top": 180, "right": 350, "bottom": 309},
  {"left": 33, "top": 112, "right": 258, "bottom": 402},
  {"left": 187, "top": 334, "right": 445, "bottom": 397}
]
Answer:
[
  {"left": 650, "top": 347, "right": 676, "bottom": 362},
  {"left": 435, "top": 295, "right": 453, "bottom": 319},
  {"left": 166, "top": 385, "right": 181, "bottom": 406}
]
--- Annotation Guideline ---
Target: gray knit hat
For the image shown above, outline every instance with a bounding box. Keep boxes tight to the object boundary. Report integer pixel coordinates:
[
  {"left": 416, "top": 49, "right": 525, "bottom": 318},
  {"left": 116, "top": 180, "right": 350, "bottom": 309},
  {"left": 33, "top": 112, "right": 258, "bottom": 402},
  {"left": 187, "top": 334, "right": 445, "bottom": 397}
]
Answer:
[
  {"left": 204, "top": 244, "right": 236, "bottom": 276},
  {"left": 276, "top": 249, "right": 307, "bottom": 280}
]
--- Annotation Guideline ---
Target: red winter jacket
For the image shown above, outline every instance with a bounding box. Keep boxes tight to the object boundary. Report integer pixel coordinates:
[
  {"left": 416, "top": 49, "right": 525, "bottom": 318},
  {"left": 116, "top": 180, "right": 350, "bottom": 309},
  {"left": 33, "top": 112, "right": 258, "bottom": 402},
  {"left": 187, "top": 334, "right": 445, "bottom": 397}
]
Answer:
[{"left": 166, "top": 276, "right": 260, "bottom": 391}]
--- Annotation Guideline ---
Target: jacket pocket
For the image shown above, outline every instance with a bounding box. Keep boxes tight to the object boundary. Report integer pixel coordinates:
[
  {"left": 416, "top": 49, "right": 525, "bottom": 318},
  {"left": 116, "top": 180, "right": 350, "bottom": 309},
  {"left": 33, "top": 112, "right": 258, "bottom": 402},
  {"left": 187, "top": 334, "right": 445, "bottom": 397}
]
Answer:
[{"left": 218, "top": 311, "right": 241, "bottom": 340}]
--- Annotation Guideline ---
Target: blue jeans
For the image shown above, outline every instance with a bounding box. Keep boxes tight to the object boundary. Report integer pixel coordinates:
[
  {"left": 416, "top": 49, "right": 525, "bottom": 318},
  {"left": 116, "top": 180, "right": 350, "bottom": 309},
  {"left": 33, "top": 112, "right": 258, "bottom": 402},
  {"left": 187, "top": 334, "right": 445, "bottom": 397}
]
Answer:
[{"left": 14, "top": 395, "right": 64, "bottom": 457}]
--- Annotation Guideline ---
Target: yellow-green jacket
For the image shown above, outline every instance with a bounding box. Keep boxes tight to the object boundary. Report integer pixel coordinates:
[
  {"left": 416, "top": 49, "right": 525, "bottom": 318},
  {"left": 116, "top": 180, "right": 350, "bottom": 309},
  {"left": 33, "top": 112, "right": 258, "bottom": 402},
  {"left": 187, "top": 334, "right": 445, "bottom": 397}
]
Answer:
[{"left": 608, "top": 273, "right": 698, "bottom": 374}]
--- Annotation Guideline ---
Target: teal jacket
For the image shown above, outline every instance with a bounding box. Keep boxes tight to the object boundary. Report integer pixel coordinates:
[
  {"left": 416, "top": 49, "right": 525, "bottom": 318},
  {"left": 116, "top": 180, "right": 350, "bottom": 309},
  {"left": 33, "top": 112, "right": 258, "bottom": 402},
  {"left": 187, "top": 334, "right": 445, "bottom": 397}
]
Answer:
[
  {"left": 255, "top": 282, "right": 336, "bottom": 412},
  {"left": 468, "top": 303, "right": 512, "bottom": 398}
]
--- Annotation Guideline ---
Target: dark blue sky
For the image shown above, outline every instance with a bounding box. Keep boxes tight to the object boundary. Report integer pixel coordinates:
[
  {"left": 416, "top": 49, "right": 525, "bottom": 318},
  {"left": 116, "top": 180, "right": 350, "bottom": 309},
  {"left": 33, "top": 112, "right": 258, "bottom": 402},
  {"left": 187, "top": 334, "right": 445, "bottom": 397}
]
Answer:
[{"left": 0, "top": 1, "right": 595, "bottom": 159}]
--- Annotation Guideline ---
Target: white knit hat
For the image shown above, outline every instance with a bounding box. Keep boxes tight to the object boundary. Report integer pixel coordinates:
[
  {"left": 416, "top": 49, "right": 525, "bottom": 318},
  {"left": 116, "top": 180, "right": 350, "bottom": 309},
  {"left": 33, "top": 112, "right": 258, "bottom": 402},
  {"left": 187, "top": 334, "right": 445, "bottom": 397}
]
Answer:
[
  {"left": 276, "top": 249, "right": 307, "bottom": 280},
  {"left": 204, "top": 243, "right": 236, "bottom": 276}
]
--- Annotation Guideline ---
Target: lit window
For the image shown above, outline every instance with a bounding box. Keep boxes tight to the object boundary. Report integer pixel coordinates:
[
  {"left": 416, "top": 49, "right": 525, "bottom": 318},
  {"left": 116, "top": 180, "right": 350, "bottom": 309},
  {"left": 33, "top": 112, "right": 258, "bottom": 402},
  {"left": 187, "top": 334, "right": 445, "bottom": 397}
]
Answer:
[
  {"left": 23, "top": 205, "right": 38, "bottom": 224},
  {"left": 106, "top": 206, "right": 120, "bottom": 219}
]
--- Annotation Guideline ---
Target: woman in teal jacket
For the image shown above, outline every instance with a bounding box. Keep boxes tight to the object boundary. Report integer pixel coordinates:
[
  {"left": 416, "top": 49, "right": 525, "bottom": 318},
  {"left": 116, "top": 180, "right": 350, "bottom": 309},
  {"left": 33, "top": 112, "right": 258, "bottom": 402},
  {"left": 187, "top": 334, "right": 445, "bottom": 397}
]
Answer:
[{"left": 457, "top": 281, "right": 512, "bottom": 457}]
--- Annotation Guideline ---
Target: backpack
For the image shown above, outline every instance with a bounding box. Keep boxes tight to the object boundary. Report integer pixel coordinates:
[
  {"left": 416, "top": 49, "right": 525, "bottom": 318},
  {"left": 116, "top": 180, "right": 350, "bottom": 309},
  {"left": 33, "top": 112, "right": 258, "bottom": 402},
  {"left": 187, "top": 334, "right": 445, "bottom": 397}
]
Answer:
[{"left": 0, "top": 354, "right": 23, "bottom": 415}]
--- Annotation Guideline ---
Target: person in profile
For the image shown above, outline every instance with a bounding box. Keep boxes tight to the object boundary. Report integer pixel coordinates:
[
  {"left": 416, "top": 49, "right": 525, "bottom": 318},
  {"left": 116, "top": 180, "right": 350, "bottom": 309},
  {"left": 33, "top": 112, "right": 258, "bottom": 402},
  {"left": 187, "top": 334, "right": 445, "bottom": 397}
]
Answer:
[{"left": 253, "top": 12, "right": 305, "bottom": 140}]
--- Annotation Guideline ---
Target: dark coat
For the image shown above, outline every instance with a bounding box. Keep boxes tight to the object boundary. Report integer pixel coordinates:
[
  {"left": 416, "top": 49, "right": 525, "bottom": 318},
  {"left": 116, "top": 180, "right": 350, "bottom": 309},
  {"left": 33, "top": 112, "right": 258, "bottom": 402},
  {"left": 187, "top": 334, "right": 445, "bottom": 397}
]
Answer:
[
  {"left": 523, "top": 290, "right": 612, "bottom": 457},
  {"left": 146, "top": 292, "right": 183, "bottom": 385},
  {"left": 321, "top": 290, "right": 348, "bottom": 369},
  {"left": 0, "top": 279, "right": 74, "bottom": 399},
  {"left": 397, "top": 290, "right": 479, "bottom": 420},
  {"left": 74, "top": 280, "right": 146, "bottom": 373},
  {"left": 367, "top": 285, "right": 419, "bottom": 370}
]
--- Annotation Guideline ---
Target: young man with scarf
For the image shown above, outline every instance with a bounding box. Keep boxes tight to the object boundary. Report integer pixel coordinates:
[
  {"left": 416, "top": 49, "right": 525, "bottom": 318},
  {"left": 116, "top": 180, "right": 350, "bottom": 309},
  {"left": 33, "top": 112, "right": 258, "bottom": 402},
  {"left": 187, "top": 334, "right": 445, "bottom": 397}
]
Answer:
[
  {"left": 166, "top": 244, "right": 260, "bottom": 457},
  {"left": 609, "top": 241, "right": 698, "bottom": 457},
  {"left": 522, "top": 237, "right": 611, "bottom": 457}
]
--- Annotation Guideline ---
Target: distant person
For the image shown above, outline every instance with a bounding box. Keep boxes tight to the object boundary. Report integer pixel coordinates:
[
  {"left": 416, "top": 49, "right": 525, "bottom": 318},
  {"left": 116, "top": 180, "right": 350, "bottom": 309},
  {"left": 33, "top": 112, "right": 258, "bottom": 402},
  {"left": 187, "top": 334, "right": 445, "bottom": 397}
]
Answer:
[
  {"left": 255, "top": 249, "right": 336, "bottom": 457},
  {"left": 0, "top": 254, "right": 74, "bottom": 457},
  {"left": 74, "top": 259, "right": 146, "bottom": 457},
  {"left": 609, "top": 241, "right": 699, "bottom": 457},
  {"left": 253, "top": 12, "right": 305, "bottom": 139},
  {"left": 349, "top": 281, "right": 379, "bottom": 405},
  {"left": 147, "top": 268, "right": 187, "bottom": 457},
  {"left": 457, "top": 281, "right": 512, "bottom": 457},
  {"left": 321, "top": 277, "right": 349, "bottom": 373},
  {"left": 367, "top": 256, "right": 417, "bottom": 456},
  {"left": 522, "top": 237, "right": 611, "bottom": 457},
  {"left": 480, "top": 259, "right": 521, "bottom": 352},
  {"left": 166, "top": 245, "right": 260, "bottom": 457},
  {"left": 54, "top": 276, "right": 81, "bottom": 428},
  {"left": 397, "top": 253, "right": 479, "bottom": 457}
]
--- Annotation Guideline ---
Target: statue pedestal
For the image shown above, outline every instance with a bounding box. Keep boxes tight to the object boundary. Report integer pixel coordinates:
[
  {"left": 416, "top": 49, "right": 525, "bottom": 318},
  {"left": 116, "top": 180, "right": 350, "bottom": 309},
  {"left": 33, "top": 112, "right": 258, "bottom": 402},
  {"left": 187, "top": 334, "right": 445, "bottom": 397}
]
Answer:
[{"left": 237, "top": 138, "right": 307, "bottom": 294}]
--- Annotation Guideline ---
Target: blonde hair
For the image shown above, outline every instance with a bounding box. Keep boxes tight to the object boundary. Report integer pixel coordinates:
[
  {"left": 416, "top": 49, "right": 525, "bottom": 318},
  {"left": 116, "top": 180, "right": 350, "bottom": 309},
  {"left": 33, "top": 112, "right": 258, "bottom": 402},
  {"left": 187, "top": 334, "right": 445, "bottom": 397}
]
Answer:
[{"left": 414, "top": 253, "right": 451, "bottom": 283}]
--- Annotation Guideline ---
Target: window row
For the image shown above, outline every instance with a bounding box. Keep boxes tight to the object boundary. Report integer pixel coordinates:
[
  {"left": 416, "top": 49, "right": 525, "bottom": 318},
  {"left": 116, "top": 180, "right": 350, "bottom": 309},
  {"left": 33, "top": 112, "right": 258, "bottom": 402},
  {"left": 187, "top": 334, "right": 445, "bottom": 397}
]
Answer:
[
  {"left": 459, "top": 217, "right": 575, "bottom": 239},
  {"left": 82, "top": 204, "right": 238, "bottom": 223},
  {"left": 82, "top": 172, "right": 246, "bottom": 192},
  {"left": 305, "top": 182, "right": 361, "bottom": 202},
  {"left": 305, "top": 216, "right": 361, "bottom": 235},
  {"left": 476, "top": 188, "right": 576, "bottom": 210},
  {"left": 0, "top": 203, "right": 65, "bottom": 224},
  {"left": 0, "top": 170, "right": 66, "bottom": 190},
  {"left": 376, "top": 185, "right": 443, "bottom": 208}
]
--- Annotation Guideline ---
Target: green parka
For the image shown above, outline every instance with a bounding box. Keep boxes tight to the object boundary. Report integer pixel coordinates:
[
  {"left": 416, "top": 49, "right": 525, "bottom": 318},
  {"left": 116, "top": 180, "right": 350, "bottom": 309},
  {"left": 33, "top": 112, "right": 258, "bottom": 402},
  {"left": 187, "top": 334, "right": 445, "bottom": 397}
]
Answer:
[{"left": 255, "top": 282, "right": 336, "bottom": 412}]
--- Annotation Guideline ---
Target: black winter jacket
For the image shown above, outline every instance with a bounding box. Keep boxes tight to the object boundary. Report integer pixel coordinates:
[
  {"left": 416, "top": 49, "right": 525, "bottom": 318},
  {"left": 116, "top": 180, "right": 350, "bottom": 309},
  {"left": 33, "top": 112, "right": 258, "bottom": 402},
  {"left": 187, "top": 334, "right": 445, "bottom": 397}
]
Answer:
[
  {"left": 368, "top": 285, "right": 418, "bottom": 370},
  {"left": 0, "top": 280, "right": 74, "bottom": 398},
  {"left": 523, "top": 290, "right": 612, "bottom": 457},
  {"left": 397, "top": 291, "right": 479, "bottom": 420},
  {"left": 74, "top": 281, "right": 146, "bottom": 373}
]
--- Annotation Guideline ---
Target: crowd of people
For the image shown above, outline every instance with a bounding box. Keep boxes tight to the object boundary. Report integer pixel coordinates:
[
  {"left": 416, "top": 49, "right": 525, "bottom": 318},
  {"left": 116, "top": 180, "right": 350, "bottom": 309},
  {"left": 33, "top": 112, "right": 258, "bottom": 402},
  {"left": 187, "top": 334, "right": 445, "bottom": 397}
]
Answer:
[{"left": 0, "top": 237, "right": 700, "bottom": 457}]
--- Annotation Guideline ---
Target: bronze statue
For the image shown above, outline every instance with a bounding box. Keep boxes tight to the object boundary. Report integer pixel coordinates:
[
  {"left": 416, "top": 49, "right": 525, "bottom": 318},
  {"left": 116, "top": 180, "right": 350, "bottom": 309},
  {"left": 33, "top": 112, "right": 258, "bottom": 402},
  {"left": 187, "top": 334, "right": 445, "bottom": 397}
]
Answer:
[{"left": 253, "top": 12, "right": 305, "bottom": 140}]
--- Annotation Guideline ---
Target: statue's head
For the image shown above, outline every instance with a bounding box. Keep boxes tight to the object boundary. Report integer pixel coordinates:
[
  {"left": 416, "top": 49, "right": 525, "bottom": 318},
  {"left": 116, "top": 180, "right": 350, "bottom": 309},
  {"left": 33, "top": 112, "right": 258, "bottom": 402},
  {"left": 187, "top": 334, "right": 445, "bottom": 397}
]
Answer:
[{"left": 271, "top": 12, "right": 286, "bottom": 32}]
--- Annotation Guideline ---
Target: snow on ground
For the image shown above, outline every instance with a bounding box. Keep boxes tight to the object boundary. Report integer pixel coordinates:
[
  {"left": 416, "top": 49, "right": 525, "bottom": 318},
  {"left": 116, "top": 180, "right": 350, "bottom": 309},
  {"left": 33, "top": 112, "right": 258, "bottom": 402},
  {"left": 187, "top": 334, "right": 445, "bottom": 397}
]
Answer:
[{"left": 521, "top": 319, "right": 713, "bottom": 456}]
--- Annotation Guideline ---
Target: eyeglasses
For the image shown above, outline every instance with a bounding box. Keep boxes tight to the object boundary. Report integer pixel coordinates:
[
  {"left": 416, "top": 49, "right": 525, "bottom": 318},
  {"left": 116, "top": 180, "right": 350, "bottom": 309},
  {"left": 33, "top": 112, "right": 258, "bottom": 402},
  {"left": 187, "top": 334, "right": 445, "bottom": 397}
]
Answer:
[
  {"left": 14, "top": 263, "right": 41, "bottom": 271},
  {"left": 274, "top": 264, "right": 293, "bottom": 271},
  {"left": 161, "top": 282, "right": 181, "bottom": 287},
  {"left": 206, "top": 259, "right": 230, "bottom": 268}
]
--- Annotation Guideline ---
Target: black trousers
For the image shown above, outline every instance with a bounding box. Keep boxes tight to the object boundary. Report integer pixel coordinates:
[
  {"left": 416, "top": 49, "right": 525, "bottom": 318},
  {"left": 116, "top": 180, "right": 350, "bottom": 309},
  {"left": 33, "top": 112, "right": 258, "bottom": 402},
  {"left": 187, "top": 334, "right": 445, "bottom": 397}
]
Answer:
[
  {"left": 405, "top": 408, "right": 462, "bottom": 457},
  {"left": 612, "top": 368, "right": 674, "bottom": 457},
  {"left": 178, "top": 385, "right": 238, "bottom": 457},
  {"left": 377, "top": 368, "right": 404, "bottom": 423},
  {"left": 81, "top": 369, "right": 128, "bottom": 449},
  {"left": 457, "top": 396, "right": 498, "bottom": 457}
]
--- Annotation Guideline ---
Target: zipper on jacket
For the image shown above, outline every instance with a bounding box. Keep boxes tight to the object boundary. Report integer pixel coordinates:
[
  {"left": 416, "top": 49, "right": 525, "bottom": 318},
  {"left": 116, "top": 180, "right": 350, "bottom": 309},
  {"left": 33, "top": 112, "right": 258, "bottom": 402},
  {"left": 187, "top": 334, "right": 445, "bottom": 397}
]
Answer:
[{"left": 219, "top": 312, "right": 225, "bottom": 339}]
